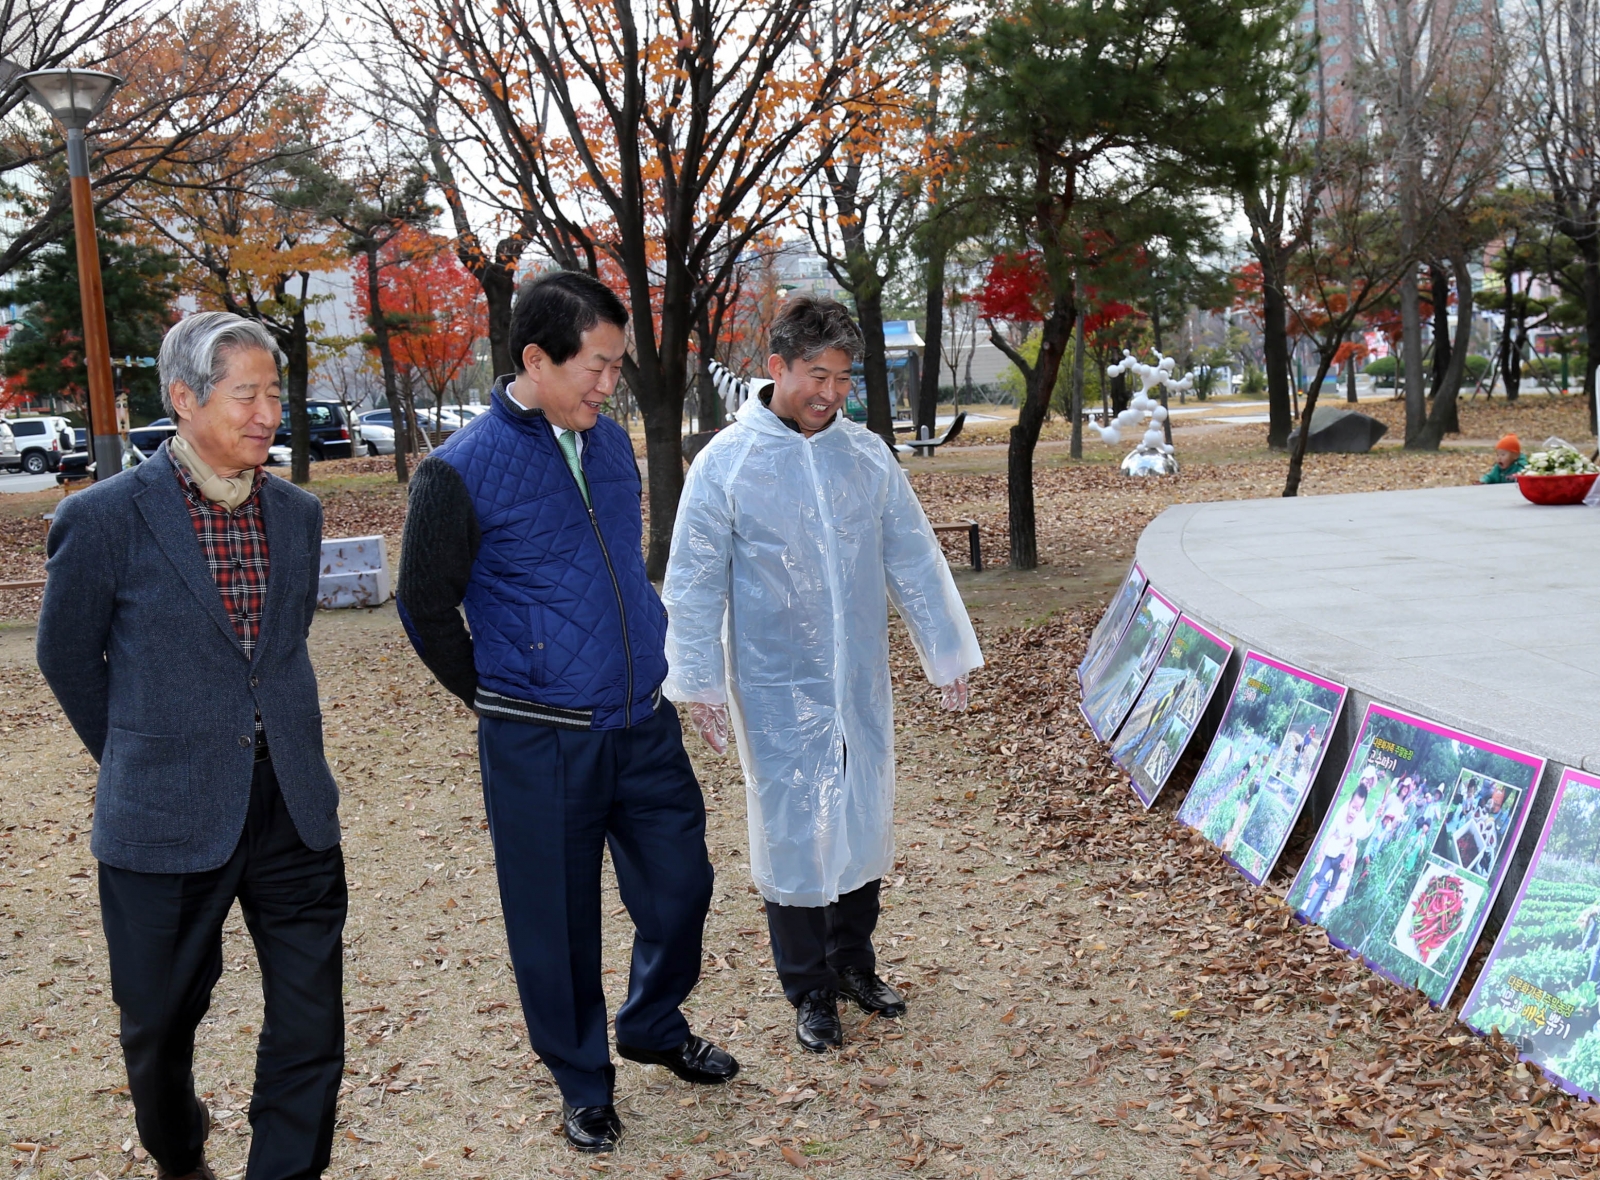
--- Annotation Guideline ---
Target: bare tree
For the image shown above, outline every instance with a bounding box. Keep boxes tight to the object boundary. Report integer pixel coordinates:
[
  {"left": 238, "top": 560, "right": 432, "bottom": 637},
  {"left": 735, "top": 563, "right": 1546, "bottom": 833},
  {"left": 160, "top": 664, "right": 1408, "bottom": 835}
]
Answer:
[
  {"left": 364, "top": 0, "right": 904, "bottom": 577},
  {"left": 1, "top": 1, "right": 323, "bottom": 277},
  {"left": 1512, "top": 0, "right": 1600, "bottom": 432}
]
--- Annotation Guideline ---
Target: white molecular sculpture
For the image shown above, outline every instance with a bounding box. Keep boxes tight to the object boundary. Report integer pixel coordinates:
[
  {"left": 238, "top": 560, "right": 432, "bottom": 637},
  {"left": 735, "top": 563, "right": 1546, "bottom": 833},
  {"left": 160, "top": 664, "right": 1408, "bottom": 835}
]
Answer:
[{"left": 1091, "top": 351, "right": 1194, "bottom": 454}]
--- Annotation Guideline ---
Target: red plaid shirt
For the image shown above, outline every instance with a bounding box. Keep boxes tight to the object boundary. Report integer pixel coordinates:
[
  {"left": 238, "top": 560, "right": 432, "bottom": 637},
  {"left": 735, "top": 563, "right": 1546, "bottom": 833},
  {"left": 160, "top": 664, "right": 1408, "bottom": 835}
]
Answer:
[{"left": 173, "top": 461, "right": 270, "bottom": 656}]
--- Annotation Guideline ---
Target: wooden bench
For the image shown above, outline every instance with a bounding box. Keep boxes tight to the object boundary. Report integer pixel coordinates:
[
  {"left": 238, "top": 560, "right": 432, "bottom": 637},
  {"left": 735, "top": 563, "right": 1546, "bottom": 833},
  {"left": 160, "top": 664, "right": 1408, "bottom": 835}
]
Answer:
[{"left": 932, "top": 519, "right": 983, "bottom": 572}]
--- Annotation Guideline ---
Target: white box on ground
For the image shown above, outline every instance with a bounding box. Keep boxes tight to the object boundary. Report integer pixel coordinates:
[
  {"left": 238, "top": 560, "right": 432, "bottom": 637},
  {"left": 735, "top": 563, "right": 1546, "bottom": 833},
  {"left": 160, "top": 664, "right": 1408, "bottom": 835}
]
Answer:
[{"left": 318, "top": 535, "right": 391, "bottom": 609}]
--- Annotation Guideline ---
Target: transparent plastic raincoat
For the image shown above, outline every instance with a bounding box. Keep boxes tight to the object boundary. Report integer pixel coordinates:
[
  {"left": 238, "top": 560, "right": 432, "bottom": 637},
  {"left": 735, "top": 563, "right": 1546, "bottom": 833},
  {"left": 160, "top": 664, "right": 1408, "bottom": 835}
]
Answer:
[{"left": 662, "top": 399, "right": 983, "bottom": 907}]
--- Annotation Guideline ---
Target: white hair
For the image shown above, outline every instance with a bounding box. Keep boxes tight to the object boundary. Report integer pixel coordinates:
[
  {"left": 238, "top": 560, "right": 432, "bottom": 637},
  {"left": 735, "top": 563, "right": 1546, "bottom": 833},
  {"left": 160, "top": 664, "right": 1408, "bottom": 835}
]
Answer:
[{"left": 158, "top": 312, "right": 285, "bottom": 416}]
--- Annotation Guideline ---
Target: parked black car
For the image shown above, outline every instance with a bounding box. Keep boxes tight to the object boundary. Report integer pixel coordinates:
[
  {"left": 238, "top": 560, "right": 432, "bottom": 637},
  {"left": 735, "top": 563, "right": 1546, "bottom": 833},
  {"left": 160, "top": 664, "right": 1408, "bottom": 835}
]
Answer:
[
  {"left": 275, "top": 401, "right": 353, "bottom": 461},
  {"left": 128, "top": 424, "right": 178, "bottom": 457}
]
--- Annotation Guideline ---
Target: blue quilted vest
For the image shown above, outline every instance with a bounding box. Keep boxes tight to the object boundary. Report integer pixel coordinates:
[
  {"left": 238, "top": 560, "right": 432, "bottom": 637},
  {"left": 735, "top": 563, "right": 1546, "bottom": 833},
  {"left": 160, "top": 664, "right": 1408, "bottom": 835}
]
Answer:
[{"left": 436, "top": 385, "right": 668, "bottom": 729}]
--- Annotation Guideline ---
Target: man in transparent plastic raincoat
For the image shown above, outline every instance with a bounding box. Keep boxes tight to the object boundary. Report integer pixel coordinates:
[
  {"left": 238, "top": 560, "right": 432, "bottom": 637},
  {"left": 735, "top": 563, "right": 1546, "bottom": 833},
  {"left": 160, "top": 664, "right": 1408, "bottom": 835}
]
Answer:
[{"left": 662, "top": 296, "right": 983, "bottom": 1053}]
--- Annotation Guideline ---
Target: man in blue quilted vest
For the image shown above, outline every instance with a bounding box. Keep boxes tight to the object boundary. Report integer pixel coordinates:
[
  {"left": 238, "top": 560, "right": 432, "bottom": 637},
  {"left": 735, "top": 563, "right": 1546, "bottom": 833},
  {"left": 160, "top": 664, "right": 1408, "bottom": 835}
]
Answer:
[{"left": 397, "top": 271, "right": 735, "bottom": 1153}]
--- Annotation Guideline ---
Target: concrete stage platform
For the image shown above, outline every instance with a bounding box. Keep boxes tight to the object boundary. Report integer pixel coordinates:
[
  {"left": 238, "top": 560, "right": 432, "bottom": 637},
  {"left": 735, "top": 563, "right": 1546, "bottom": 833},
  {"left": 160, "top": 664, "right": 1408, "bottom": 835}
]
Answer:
[{"left": 1136, "top": 484, "right": 1600, "bottom": 774}]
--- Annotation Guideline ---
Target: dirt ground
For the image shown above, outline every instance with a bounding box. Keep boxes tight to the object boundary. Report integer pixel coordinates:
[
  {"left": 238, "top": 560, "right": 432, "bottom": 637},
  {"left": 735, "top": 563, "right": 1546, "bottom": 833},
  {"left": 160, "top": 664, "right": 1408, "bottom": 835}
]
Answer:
[{"left": 1, "top": 428, "right": 1595, "bottom": 1179}]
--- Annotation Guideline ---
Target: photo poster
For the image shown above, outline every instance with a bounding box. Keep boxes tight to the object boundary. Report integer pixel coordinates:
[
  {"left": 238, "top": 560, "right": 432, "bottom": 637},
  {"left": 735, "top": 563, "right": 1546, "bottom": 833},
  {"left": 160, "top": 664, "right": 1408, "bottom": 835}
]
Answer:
[
  {"left": 1078, "top": 562, "right": 1147, "bottom": 688},
  {"left": 1110, "top": 616, "right": 1234, "bottom": 809},
  {"left": 1079, "top": 587, "right": 1180, "bottom": 742},
  {"left": 1460, "top": 768, "right": 1600, "bottom": 1103},
  {"left": 1176, "top": 652, "right": 1348, "bottom": 886},
  {"left": 1285, "top": 703, "right": 1545, "bottom": 1005}
]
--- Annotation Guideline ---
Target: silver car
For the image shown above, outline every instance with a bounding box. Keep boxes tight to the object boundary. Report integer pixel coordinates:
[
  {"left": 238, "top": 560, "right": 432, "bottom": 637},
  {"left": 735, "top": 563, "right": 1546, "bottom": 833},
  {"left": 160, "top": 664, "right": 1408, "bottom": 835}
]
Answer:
[{"left": 0, "top": 421, "right": 18, "bottom": 472}]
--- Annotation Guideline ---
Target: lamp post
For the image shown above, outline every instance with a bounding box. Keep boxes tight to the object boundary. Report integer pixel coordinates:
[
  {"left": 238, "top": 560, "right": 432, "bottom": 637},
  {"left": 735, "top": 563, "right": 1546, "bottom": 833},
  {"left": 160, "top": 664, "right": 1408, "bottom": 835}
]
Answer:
[{"left": 18, "top": 68, "right": 123, "bottom": 481}]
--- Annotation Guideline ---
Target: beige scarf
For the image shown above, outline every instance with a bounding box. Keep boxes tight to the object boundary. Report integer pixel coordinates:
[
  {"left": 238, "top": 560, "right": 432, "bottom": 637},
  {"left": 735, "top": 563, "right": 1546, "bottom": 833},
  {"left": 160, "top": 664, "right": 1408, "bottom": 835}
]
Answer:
[{"left": 168, "top": 434, "right": 258, "bottom": 512}]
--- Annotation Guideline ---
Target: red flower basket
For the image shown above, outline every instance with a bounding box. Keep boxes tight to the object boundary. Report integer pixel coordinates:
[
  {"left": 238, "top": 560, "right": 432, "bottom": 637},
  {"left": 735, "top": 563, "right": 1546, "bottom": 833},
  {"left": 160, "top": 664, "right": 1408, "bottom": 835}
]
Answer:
[{"left": 1516, "top": 472, "right": 1599, "bottom": 505}]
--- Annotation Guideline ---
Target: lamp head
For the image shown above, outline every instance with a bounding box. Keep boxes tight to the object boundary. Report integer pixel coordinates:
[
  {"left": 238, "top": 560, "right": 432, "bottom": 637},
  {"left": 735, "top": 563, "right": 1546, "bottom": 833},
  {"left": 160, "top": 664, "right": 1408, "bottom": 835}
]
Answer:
[{"left": 18, "top": 68, "right": 122, "bottom": 132}]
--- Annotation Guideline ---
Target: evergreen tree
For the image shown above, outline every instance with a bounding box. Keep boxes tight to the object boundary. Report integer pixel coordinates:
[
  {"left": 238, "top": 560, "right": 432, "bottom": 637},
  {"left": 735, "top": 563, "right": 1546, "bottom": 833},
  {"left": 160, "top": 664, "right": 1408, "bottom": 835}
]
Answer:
[
  {"left": 2, "top": 222, "right": 179, "bottom": 423},
  {"left": 953, "top": 0, "right": 1297, "bottom": 568}
]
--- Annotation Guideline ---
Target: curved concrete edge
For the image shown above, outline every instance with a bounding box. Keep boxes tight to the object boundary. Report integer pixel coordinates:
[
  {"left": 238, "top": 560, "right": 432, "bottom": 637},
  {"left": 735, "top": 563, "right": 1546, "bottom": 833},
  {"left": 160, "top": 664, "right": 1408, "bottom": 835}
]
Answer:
[
  {"left": 1133, "top": 489, "right": 1588, "bottom": 936},
  {"left": 1136, "top": 494, "right": 1597, "bottom": 772}
]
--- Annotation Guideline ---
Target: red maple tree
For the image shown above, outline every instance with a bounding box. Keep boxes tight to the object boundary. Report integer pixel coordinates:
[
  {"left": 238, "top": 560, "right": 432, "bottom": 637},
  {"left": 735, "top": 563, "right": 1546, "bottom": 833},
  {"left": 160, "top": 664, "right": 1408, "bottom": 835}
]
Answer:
[
  {"left": 977, "top": 251, "right": 1048, "bottom": 323},
  {"left": 355, "top": 226, "right": 489, "bottom": 403}
]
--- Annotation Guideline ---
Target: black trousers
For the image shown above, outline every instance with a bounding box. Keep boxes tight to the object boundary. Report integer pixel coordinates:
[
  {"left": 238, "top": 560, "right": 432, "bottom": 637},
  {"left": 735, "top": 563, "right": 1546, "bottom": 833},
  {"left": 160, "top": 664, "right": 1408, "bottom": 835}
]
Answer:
[
  {"left": 765, "top": 879, "right": 882, "bottom": 1005},
  {"left": 478, "top": 702, "right": 715, "bottom": 1107},
  {"left": 98, "top": 758, "right": 347, "bottom": 1180}
]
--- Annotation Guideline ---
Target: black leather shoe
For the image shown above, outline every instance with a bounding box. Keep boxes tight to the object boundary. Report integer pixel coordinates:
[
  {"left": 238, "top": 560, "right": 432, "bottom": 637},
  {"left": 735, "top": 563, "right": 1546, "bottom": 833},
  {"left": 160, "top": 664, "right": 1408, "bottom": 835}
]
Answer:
[
  {"left": 617, "top": 1033, "right": 740, "bottom": 1084},
  {"left": 796, "top": 989, "right": 843, "bottom": 1053},
  {"left": 838, "top": 966, "right": 907, "bottom": 1018},
  {"left": 562, "top": 1102, "right": 623, "bottom": 1153}
]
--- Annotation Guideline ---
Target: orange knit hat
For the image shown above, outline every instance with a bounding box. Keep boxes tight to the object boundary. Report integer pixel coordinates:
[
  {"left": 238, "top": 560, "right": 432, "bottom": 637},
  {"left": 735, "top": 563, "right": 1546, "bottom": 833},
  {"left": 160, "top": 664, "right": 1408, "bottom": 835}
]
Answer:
[{"left": 1497, "top": 434, "right": 1520, "bottom": 454}]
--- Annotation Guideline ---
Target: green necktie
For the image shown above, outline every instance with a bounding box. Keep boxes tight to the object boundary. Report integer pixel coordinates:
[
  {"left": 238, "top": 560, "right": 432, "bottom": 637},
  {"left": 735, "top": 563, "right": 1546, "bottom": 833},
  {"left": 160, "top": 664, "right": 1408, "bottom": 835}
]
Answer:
[{"left": 556, "top": 429, "right": 590, "bottom": 507}]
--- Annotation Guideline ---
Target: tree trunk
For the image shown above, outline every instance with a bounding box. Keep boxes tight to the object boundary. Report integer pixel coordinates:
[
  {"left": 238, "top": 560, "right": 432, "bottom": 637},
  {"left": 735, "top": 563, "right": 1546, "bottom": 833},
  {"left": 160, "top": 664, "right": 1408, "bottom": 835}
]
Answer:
[
  {"left": 1415, "top": 252, "right": 1475, "bottom": 449},
  {"left": 694, "top": 305, "right": 721, "bottom": 432},
  {"left": 917, "top": 248, "right": 946, "bottom": 447},
  {"left": 1585, "top": 250, "right": 1600, "bottom": 435},
  {"left": 856, "top": 287, "right": 896, "bottom": 450},
  {"left": 1110, "top": 371, "right": 1129, "bottom": 415},
  {"left": 284, "top": 302, "right": 312, "bottom": 485},
  {"left": 364, "top": 243, "right": 409, "bottom": 483},
  {"left": 1347, "top": 358, "right": 1358, "bottom": 404},
  {"left": 1507, "top": 326, "right": 1525, "bottom": 401},
  {"left": 1429, "top": 264, "right": 1451, "bottom": 399},
  {"left": 1262, "top": 279, "right": 1293, "bottom": 449},
  {"left": 1284, "top": 342, "right": 1340, "bottom": 497},
  {"left": 1069, "top": 307, "right": 1085, "bottom": 460},
  {"left": 994, "top": 304, "right": 1075, "bottom": 570},
  {"left": 1401, "top": 266, "right": 1426, "bottom": 446},
  {"left": 1497, "top": 263, "right": 1517, "bottom": 402},
  {"left": 481, "top": 243, "right": 520, "bottom": 380}
]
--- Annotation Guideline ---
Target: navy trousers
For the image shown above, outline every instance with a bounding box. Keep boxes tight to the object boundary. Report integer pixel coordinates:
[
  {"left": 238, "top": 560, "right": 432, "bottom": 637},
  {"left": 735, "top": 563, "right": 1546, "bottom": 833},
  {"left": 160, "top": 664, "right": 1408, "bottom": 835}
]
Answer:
[{"left": 479, "top": 700, "right": 714, "bottom": 1106}]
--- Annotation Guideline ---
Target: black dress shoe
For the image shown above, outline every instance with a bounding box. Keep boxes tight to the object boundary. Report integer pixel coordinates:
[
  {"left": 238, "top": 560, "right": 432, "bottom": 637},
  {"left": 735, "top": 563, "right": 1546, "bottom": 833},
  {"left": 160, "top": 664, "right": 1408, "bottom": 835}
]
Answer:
[
  {"left": 617, "top": 1033, "right": 740, "bottom": 1084},
  {"left": 796, "top": 989, "right": 843, "bottom": 1052},
  {"left": 838, "top": 966, "right": 907, "bottom": 1018},
  {"left": 562, "top": 1102, "right": 623, "bottom": 1153}
]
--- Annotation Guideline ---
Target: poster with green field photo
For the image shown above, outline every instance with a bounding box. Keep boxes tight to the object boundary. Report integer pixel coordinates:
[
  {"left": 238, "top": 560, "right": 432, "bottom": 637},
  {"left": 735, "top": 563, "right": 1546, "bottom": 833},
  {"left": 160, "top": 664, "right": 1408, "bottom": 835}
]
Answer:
[
  {"left": 1080, "top": 587, "right": 1179, "bottom": 741},
  {"left": 1176, "top": 651, "right": 1346, "bottom": 885},
  {"left": 1078, "top": 562, "right": 1146, "bottom": 687},
  {"left": 1110, "top": 616, "right": 1233, "bottom": 809},
  {"left": 1286, "top": 704, "right": 1544, "bottom": 1005},
  {"left": 1461, "top": 769, "right": 1600, "bottom": 1103}
]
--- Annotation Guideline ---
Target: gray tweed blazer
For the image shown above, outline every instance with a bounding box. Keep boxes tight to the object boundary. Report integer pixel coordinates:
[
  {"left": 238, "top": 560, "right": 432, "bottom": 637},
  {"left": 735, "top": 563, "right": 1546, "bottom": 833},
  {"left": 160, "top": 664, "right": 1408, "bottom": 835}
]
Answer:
[{"left": 36, "top": 447, "right": 340, "bottom": 873}]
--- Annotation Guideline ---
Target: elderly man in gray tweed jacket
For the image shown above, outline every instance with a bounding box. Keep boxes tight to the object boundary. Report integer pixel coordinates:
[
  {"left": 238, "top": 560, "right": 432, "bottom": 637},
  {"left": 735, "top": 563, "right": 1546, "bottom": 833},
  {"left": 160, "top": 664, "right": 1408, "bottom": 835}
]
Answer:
[{"left": 37, "top": 312, "right": 345, "bottom": 1180}]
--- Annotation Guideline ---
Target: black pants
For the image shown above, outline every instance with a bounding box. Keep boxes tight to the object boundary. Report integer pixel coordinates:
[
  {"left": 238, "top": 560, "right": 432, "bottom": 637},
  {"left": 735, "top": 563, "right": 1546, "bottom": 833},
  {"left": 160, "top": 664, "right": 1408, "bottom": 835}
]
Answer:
[
  {"left": 98, "top": 758, "right": 347, "bottom": 1180},
  {"left": 765, "top": 879, "right": 881, "bottom": 1005},
  {"left": 478, "top": 702, "right": 715, "bottom": 1107}
]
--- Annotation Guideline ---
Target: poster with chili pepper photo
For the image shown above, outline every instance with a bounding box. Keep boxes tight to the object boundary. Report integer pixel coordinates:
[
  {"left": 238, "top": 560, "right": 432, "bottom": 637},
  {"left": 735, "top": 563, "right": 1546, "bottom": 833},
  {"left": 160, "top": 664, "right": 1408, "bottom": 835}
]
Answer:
[
  {"left": 1285, "top": 703, "right": 1544, "bottom": 1005},
  {"left": 1177, "top": 652, "right": 1347, "bottom": 885},
  {"left": 1461, "top": 769, "right": 1600, "bottom": 1103},
  {"left": 1110, "top": 616, "right": 1234, "bottom": 809},
  {"left": 1078, "top": 562, "right": 1146, "bottom": 688},
  {"left": 1080, "top": 587, "right": 1179, "bottom": 741}
]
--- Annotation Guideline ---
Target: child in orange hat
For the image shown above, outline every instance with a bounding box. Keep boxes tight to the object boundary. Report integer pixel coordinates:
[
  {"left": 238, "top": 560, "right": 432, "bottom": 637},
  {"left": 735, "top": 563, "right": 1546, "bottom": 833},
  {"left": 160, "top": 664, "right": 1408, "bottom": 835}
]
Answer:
[{"left": 1480, "top": 434, "right": 1527, "bottom": 484}]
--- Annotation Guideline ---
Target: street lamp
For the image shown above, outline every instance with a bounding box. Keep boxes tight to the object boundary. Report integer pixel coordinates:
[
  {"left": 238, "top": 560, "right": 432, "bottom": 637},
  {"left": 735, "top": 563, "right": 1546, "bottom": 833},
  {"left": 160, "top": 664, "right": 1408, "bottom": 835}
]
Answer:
[{"left": 18, "top": 68, "right": 123, "bottom": 481}]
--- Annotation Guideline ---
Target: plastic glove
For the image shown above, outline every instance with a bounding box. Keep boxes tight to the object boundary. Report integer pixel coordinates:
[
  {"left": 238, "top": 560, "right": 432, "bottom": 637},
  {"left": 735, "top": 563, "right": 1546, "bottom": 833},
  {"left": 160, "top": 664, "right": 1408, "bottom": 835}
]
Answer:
[
  {"left": 689, "top": 702, "right": 730, "bottom": 754},
  {"left": 939, "top": 677, "right": 970, "bottom": 713}
]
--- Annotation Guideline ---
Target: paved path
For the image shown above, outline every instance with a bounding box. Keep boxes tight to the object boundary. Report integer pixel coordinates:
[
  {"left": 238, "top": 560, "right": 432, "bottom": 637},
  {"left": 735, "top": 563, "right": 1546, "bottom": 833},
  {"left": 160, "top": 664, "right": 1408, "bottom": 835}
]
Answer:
[
  {"left": 1137, "top": 484, "right": 1600, "bottom": 772},
  {"left": 0, "top": 472, "right": 59, "bottom": 494}
]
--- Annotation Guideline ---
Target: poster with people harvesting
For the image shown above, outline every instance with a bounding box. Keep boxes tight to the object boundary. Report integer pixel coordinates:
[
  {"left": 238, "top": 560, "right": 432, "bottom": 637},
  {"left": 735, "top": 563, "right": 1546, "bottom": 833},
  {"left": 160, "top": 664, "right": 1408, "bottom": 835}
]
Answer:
[
  {"left": 1080, "top": 587, "right": 1179, "bottom": 741},
  {"left": 1286, "top": 704, "right": 1544, "bottom": 1005},
  {"left": 1078, "top": 562, "right": 1146, "bottom": 688},
  {"left": 1461, "top": 768, "right": 1600, "bottom": 1102},
  {"left": 1176, "top": 652, "right": 1347, "bottom": 884},
  {"left": 1110, "top": 616, "right": 1233, "bottom": 808}
]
